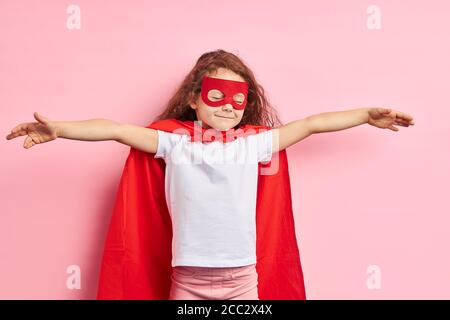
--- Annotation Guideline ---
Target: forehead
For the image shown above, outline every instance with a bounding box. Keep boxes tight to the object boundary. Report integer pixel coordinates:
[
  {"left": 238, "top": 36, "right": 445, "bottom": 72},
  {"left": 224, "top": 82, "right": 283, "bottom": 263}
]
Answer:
[{"left": 207, "top": 67, "right": 245, "bottom": 82}]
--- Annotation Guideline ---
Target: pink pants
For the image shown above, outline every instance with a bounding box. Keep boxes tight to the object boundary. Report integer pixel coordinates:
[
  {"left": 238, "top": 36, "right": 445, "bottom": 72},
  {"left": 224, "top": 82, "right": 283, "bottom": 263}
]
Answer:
[{"left": 169, "top": 263, "right": 259, "bottom": 300}]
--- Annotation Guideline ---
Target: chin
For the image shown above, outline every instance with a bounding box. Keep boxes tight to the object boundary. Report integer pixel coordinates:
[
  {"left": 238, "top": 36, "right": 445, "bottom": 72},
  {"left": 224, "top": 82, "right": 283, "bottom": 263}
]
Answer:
[
  {"left": 212, "top": 117, "right": 238, "bottom": 130},
  {"left": 212, "top": 125, "right": 231, "bottom": 131}
]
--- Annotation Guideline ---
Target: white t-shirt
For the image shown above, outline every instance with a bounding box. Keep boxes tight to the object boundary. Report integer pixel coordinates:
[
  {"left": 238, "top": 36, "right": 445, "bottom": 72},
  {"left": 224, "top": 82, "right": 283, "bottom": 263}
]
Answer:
[{"left": 154, "top": 128, "right": 273, "bottom": 267}]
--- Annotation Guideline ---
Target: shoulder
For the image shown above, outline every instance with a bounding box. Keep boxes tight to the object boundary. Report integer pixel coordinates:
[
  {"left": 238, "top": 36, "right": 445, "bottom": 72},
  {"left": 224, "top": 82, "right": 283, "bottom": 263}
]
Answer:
[
  {"left": 240, "top": 126, "right": 273, "bottom": 143},
  {"left": 146, "top": 118, "right": 185, "bottom": 130},
  {"left": 238, "top": 124, "right": 273, "bottom": 139}
]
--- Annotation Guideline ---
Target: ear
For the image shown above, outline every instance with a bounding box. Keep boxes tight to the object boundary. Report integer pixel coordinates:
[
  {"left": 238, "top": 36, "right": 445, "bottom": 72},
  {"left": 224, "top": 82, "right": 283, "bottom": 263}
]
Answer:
[{"left": 188, "top": 92, "right": 198, "bottom": 110}]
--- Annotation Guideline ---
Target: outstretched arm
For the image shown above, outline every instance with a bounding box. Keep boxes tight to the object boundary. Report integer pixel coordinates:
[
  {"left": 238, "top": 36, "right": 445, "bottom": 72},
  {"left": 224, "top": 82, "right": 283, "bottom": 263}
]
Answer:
[
  {"left": 272, "top": 118, "right": 313, "bottom": 153},
  {"left": 6, "top": 112, "right": 158, "bottom": 153},
  {"left": 272, "top": 107, "right": 414, "bottom": 153},
  {"left": 115, "top": 123, "right": 158, "bottom": 153}
]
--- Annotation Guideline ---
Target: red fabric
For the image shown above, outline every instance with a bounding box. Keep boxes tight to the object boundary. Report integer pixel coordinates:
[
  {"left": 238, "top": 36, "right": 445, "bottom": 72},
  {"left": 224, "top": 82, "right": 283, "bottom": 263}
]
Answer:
[
  {"left": 201, "top": 75, "right": 249, "bottom": 110},
  {"left": 187, "top": 120, "right": 272, "bottom": 143},
  {"left": 96, "top": 118, "right": 306, "bottom": 300}
]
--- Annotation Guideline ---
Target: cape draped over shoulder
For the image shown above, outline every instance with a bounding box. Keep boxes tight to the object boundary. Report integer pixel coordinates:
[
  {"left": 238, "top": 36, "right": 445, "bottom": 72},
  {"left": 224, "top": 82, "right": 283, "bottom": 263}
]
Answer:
[{"left": 96, "top": 119, "right": 306, "bottom": 300}]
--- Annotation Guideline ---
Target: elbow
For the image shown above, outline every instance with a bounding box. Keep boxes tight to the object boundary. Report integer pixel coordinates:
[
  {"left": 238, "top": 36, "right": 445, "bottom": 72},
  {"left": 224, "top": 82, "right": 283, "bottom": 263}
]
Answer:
[
  {"left": 113, "top": 122, "right": 126, "bottom": 143},
  {"left": 304, "top": 117, "right": 319, "bottom": 135}
]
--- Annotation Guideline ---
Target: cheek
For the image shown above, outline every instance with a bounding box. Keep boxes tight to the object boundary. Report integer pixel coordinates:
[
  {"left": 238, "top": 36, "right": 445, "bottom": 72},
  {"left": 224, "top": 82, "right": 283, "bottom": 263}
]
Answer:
[
  {"left": 236, "top": 110, "right": 245, "bottom": 118},
  {"left": 199, "top": 104, "right": 217, "bottom": 116}
]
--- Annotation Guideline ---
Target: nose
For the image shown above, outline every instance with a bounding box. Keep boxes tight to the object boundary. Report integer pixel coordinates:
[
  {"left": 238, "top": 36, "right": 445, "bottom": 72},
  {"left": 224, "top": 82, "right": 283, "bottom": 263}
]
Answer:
[{"left": 222, "top": 103, "right": 233, "bottom": 112}]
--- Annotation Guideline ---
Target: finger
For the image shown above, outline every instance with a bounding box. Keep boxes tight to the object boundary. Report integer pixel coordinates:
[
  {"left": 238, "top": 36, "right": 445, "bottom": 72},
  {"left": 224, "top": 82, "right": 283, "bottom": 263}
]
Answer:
[
  {"left": 397, "top": 116, "right": 414, "bottom": 126},
  {"left": 395, "top": 116, "right": 414, "bottom": 126},
  {"left": 9, "top": 129, "right": 28, "bottom": 138},
  {"left": 23, "top": 136, "right": 33, "bottom": 149},
  {"left": 28, "top": 131, "right": 41, "bottom": 144},
  {"left": 388, "top": 125, "right": 399, "bottom": 132},
  {"left": 403, "top": 113, "right": 413, "bottom": 121},
  {"left": 396, "top": 112, "right": 414, "bottom": 121},
  {"left": 11, "top": 122, "right": 35, "bottom": 138},
  {"left": 6, "top": 132, "right": 17, "bottom": 140},
  {"left": 394, "top": 118, "right": 411, "bottom": 126},
  {"left": 6, "top": 129, "right": 28, "bottom": 140},
  {"left": 34, "top": 112, "right": 49, "bottom": 125},
  {"left": 11, "top": 123, "right": 29, "bottom": 134},
  {"left": 394, "top": 120, "right": 408, "bottom": 127}
]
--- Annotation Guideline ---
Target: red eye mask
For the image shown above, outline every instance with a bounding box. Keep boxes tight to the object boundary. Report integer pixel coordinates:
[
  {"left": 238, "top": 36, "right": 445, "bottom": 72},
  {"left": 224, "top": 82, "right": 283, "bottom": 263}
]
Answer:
[{"left": 201, "top": 75, "right": 249, "bottom": 110}]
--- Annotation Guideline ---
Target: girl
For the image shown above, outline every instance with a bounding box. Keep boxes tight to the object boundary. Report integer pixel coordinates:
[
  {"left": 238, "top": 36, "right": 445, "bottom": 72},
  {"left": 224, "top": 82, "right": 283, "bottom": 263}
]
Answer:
[{"left": 5, "top": 49, "right": 414, "bottom": 300}]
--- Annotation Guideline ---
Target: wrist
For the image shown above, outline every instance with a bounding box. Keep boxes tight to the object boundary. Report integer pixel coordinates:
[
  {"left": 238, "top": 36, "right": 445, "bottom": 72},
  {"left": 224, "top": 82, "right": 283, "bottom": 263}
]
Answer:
[
  {"left": 362, "top": 108, "right": 371, "bottom": 124},
  {"left": 53, "top": 121, "right": 62, "bottom": 138}
]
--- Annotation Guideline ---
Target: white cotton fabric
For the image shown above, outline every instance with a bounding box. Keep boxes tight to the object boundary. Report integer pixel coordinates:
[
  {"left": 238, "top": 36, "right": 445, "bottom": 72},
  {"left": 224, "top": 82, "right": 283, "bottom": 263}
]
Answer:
[{"left": 154, "top": 129, "right": 273, "bottom": 267}]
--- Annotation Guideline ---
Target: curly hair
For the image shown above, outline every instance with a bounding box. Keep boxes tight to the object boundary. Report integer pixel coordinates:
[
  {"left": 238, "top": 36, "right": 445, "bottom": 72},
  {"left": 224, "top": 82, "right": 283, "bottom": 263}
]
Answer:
[{"left": 153, "top": 49, "right": 283, "bottom": 129}]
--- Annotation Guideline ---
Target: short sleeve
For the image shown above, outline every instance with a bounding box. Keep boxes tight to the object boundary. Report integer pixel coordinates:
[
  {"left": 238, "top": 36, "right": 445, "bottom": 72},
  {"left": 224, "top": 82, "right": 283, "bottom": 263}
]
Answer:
[
  {"left": 253, "top": 129, "right": 273, "bottom": 163},
  {"left": 154, "top": 130, "right": 186, "bottom": 159}
]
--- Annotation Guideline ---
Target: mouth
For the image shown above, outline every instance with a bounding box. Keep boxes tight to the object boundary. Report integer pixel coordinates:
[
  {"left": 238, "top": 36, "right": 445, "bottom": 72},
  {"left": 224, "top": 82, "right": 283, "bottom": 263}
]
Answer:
[{"left": 215, "top": 115, "right": 234, "bottom": 119}]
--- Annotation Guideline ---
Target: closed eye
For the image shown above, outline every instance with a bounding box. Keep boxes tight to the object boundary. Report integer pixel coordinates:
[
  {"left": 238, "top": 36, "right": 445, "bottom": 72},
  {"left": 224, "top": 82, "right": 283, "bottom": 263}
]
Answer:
[{"left": 234, "top": 93, "right": 245, "bottom": 104}]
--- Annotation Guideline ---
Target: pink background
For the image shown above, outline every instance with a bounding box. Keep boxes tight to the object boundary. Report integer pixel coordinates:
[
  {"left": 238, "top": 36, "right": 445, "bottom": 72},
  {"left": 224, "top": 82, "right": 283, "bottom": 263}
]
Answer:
[{"left": 1, "top": 0, "right": 449, "bottom": 299}]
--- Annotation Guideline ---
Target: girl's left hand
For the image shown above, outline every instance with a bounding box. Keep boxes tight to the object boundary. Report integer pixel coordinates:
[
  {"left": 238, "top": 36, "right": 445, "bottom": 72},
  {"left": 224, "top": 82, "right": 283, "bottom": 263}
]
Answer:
[{"left": 368, "top": 107, "right": 415, "bottom": 132}]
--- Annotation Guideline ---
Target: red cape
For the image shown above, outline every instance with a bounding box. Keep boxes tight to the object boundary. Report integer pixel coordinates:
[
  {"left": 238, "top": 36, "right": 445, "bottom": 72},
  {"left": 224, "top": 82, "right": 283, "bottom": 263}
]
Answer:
[{"left": 96, "top": 119, "right": 306, "bottom": 299}]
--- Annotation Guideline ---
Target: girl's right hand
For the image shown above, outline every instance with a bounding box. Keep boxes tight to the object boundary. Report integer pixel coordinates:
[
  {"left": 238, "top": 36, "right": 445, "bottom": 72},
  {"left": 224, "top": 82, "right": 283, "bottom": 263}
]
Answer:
[{"left": 5, "top": 112, "right": 58, "bottom": 149}]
